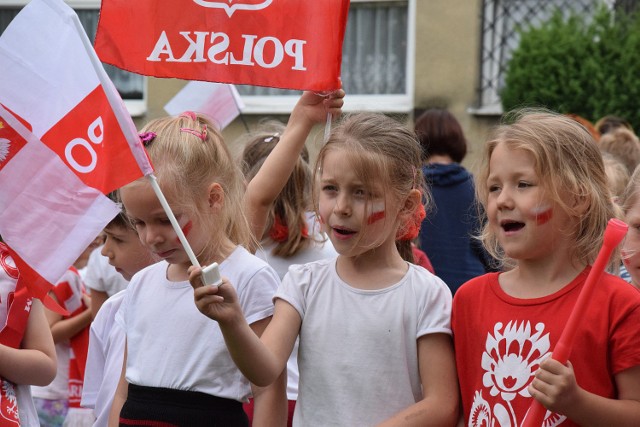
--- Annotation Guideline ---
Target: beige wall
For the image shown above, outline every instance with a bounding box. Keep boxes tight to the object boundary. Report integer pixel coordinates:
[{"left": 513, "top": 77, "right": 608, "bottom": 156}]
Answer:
[
  {"left": 139, "top": 0, "right": 502, "bottom": 173},
  {"left": 414, "top": 0, "right": 500, "bottom": 174}
]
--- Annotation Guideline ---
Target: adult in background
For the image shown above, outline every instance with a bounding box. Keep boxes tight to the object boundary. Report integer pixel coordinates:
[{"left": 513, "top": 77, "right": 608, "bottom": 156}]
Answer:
[{"left": 415, "top": 109, "right": 496, "bottom": 294}]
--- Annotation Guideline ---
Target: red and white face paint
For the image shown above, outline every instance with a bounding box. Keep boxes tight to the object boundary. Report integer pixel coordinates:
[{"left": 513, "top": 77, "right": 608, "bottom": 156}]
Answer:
[
  {"left": 532, "top": 204, "right": 553, "bottom": 225},
  {"left": 366, "top": 201, "right": 386, "bottom": 225}
]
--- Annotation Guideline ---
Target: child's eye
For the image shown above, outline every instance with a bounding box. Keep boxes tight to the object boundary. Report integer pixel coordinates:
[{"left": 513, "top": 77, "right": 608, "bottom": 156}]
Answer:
[
  {"left": 322, "top": 185, "right": 337, "bottom": 193},
  {"left": 518, "top": 181, "right": 532, "bottom": 189},
  {"left": 488, "top": 184, "right": 500, "bottom": 193}
]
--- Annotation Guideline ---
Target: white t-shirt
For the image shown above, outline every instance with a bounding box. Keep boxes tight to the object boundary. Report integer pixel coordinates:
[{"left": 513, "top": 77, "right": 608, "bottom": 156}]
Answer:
[
  {"left": 255, "top": 235, "right": 337, "bottom": 400},
  {"left": 276, "top": 258, "right": 452, "bottom": 426},
  {"left": 117, "top": 246, "right": 279, "bottom": 401},
  {"left": 32, "top": 268, "right": 85, "bottom": 401},
  {"left": 84, "top": 248, "right": 129, "bottom": 297},
  {"left": 81, "top": 290, "right": 126, "bottom": 427}
]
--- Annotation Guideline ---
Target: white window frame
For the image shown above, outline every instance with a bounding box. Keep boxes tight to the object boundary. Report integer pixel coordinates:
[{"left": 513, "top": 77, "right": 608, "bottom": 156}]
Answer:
[
  {"left": 0, "top": 0, "right": 148, "bottom": 117},
  {"left": 240, "top": 0, "right": 416, "bottom": 114}
]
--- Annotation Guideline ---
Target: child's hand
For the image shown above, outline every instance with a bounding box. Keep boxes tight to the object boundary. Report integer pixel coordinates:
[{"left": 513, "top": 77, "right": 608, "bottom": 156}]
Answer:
[
  {"left": 528, "top": 358, "right": 581, "bottom": 415},
  {"left": 81, "top": 293, "right": 91, "bottom": 310},
  {"left": 188, "top": 266, "right": 242, "bottom": 324},
  {"left": 293, "top": 89, "right": 345, "bottom": 125}
]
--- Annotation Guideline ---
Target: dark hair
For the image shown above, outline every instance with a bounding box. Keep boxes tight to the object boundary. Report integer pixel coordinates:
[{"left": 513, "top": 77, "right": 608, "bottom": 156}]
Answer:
[
  {"left": 107, "top": 191, "right": 132, "bottom": 230},
  {"left": 414, "top": 109, "right": 467, "bottom": 163}
]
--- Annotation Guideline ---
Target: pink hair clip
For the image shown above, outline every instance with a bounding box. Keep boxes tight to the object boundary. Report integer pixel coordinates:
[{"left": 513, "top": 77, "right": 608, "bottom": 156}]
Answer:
[
  {"left": 264, "top": 132, "right": 280, "bottom": 143},
  {"left": 139, "top": 131, "right": 157, "bottom": 147},
  {"left": 180, "top": 124, "right": 208, "bottom": 141},
  {"left": 179, "top": 111, "right": 198, "bottom": 121}
]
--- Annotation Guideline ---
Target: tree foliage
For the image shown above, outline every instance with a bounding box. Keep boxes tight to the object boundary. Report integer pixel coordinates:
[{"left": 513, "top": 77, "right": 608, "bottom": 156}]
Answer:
[{"left": 501, "top": 7, "right": 640, "bottom": 130}]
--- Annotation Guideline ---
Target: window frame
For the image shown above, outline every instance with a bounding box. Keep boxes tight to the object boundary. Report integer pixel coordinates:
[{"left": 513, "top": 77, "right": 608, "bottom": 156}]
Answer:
[
  {"left": 0, "top": 0, "right": 148, "bottom": 117},
  {"left": 239, "top": 0, "right": 416, "bottom": 114}
]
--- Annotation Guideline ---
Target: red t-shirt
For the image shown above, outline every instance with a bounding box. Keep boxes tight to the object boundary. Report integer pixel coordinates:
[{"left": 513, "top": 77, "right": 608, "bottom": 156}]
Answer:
[{"left": 452, "top": 268, "right": 640, "bottom": 426}]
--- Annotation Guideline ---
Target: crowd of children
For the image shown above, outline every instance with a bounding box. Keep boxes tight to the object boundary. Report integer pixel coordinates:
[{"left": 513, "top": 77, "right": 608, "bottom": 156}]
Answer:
[{"left": 2, "top": 92, "right": 640, "bottom": 427}]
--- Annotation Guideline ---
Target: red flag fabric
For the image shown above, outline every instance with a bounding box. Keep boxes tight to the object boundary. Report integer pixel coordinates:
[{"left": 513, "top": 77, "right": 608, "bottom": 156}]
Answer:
[
  {"left": 0, "top": 0, "right": 154, "bottom": 195},
  {"left": 95, "top": 0, "right": 350, "bottom": 92}
]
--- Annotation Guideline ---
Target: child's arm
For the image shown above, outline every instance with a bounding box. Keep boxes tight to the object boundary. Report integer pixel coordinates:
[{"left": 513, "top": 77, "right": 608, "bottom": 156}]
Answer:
[
  {"left": 47, "top": 292, "right": 92, "bottom": 343},
  {"left": 90, "top": 289, "right": 109, "bottom": 319},
  {"left": 530, "top": 358, "right": 640, "bottom": 426},
  {"left": 247, "top": 316, "right": 288, "bottom": 427},
  {"left": 244, "top": 90, "right": 344, "bottom": 248},
  {"left": 0, "top": 298, "right": 57, "bottom": 386},
  {"left": 190, "top": 268, "right": 300, "bottom": 387},
  {"left": 376, "top": 333, "right": 459, "bottom": 427}
]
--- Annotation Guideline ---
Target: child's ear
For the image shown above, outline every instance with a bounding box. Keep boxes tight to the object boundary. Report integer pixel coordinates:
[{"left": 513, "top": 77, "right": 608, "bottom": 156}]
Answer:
[
  {"left": 208, "top": 183, "right": 225, "bottom": 211},
  {"left": 401, "top": 189, "right": 422, "bottom": 216},
  {"left": 572, "top": 191, "right": 591, "bottom": 217}
]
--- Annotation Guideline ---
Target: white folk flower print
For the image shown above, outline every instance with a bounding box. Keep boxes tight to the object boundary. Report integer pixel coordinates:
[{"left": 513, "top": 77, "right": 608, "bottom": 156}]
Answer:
[
  {"left": 0, "top": 137, "right": 9, "bottom": 164},
  {"left": 468, "top": 321, "right": 566, "bottom": 427}
]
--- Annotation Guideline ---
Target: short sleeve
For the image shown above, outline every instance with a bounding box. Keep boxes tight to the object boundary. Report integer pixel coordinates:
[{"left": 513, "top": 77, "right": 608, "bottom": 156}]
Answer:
[{"left": 236, "top": 265, "right": 280, "bottom": 326}]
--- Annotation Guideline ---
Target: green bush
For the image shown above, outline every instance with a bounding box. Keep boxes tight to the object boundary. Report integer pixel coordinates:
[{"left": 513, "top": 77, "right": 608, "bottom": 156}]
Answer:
[{"left": 501, "top": 7, "right": 640, "bottom": 130}]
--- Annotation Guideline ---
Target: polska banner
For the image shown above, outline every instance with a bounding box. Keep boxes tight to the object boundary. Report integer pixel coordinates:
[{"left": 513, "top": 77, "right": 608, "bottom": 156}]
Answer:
[
  {"left": 0, "top": 0, "right": 153, "bottom": 195},
  {"left": 95, "top": 0, "right": 350, "bottom": 92}
]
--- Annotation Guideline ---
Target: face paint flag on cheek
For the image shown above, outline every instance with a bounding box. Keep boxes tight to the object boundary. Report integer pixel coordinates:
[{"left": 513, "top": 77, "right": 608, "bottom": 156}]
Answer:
[
  {"left": 367, "top": 201, "right": 386, "bottom": 225},
  {"left": 533, "top": 205, "right": 553, "bottom": 225}
]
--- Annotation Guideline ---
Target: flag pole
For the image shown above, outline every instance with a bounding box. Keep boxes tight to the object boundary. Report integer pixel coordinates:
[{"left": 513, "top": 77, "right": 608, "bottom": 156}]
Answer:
[{"left": 146, "top": 174, "right": 202, "bottom": 270}]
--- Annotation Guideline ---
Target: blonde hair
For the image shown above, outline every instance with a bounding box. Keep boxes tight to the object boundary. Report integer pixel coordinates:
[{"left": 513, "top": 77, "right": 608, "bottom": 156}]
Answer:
[
  {"left": 598, "top": 127, "right": 640, "bottom": 175},
  {"left": 139, "top": 112, "right": 253, "bottom": 262},
  {"left": 476, "top": 109, "right": 615, "bottom": 266},
  {"left": 312, "top": 112, "right": 429, "bottom": 262},
  {"left": 602, "top": 152, "right": 630, "bottom": 203},
  {"left": 620, "top": 165, "right": 640, "bottom": 215},
  {"left": 240, "top": 121, "right": 314, "bottom": 257}
]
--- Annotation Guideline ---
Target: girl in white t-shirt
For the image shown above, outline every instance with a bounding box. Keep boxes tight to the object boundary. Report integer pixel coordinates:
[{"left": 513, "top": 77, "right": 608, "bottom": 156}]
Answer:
[
  {"left": 108, "top": 111, "right": 286, "bottom": 427},
  {"left": 239, "top": 119, "right": 338, "bottom": 426},
  {"left": 190, "top": 112, "right": 459, "bottom": 426}
]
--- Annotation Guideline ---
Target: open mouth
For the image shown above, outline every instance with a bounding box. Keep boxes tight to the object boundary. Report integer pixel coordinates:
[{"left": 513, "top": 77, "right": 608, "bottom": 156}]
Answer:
[
  {"left": 501, "top": 220, "right": 524, "bottom": 232},
  {"left": 333, "top": 227, "right": 356, "bottom": 236}
]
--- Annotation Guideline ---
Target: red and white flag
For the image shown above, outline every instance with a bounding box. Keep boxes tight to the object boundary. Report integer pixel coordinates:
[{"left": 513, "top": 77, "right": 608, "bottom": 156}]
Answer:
[
  {"left": 0, "top": 0, "right": 153, "bottom": 310},
  {"left": 95, "top": 0, "right": 350, "bottom": 92},
  {"left": 0, "top": 106, "right": 119, "bottom": 311},
  {"left": 164, "top": 82, "right": 244, "bottom": 130},
  {"left": 0, "top": 0, "right": 153, "bottom": 195}
]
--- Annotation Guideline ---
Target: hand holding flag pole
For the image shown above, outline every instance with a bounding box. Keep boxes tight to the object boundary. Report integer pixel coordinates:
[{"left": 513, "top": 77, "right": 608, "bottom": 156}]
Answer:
[{"left": 522, "top": 218, "right": 628, "bottom": 427}]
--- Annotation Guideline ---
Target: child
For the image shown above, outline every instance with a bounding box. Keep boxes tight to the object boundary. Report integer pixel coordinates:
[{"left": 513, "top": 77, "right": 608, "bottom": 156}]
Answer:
[
  {"left": 31, "top": 263, "right": 92, "bottom": 427},
  {"left": 452, "top": 110, "right": 640, "bottom": 426},
  {"left": 0, "top": 241, "right": 57, "bottom": 427},
  {"left": 109, "top": 112, "right": 286, "bottom": 427},
  {"left": 81, "top": 192, "right": 157, "bottom": 427},
  {"left": 190, "top": 112, "right": 459, "bottom": 426},
  {"left": 619, "top": 166, "right": 640, "bottom": 289},
  {"left": 240, "top": 121, "right": 338, "bottom": 425}
]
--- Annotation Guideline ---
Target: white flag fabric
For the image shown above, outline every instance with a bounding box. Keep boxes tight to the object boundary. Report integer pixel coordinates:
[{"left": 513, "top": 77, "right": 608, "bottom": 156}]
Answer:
[
  {"left": 0, "top": 0, "right": 153, "bottom": 195},
  {"left": 164, "top": 82, "right": 244, "bottom": 130},
  {"left": 0, "top": 104, "right": 119, "bottom": 290}
]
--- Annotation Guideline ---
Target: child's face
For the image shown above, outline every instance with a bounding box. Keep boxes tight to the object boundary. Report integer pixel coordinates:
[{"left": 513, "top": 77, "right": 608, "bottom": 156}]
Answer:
[
  {"left": 317, "top": 148, "right": 400, "bottom": 258},
  {"left": 120, "top": 180, "right": 207, "bottom": 270},
  {"left": 102, "top": 223, "right": 156, "bottom": 281},
  {"left": 622, "top": 196, "right": 640, "bottom": 289},
  {"left": 486, "top": 143, "right": 575, "bottom": 262}
]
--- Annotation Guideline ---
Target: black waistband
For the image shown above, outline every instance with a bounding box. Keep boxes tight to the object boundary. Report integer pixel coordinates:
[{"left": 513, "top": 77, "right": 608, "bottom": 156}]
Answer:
[{"left": 127, "top": 383, "right": 243, "bottom": 411}]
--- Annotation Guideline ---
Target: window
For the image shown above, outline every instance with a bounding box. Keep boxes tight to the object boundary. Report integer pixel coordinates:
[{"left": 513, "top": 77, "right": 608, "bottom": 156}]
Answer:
[
  {"left": 474, "top": 0, "right": 607, "bottom": 115},
  {"left": 237, "top": 0, "right": 415, "bottom": 114},
  {"left": 0, "top": 0, "right": 147, "bottom": 117}
]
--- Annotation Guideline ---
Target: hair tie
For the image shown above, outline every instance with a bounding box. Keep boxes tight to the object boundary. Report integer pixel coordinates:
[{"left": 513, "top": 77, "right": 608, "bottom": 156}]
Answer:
[
  {"left": 139, "top": 132, "right": 156, "bottom": 147},
  {"left": 264, "top": 133, "right": 280, "bottom": 143},
  {"left": 179, "top": 111, "right": 198, "bottom": 121},
  {"left": 269, "top": 216, "right": 309, "bottom": 243}
]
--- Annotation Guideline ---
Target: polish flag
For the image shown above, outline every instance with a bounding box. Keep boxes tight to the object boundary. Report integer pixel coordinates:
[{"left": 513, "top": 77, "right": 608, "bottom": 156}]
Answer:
[
  {"left": 0, "top": 0, "right": 153, "bottom": 311},
  {"left": 0, "top": 106, "right": 119, "bottom": 311},
  {"left": 164, "top": 82, "right": 245, "bottom": 130},
  {"left": 0, "top": 0, "right": 153, "bottom": 195}
]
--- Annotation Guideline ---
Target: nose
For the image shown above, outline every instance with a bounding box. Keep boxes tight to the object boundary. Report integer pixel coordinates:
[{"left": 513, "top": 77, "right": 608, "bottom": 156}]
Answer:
[
  {"left": 143, "top": 223, "right": 165, "bottom": 248},
  {"left": 495, "top": 186, "right": 514, "bottom": 210},
  {"left": 101, "top": 238, "right": 113, "bottom": 259},
  {"left": 333, "top": 193, "right": 351, "bottom": 216}
]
